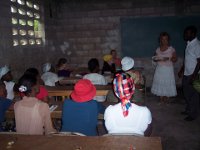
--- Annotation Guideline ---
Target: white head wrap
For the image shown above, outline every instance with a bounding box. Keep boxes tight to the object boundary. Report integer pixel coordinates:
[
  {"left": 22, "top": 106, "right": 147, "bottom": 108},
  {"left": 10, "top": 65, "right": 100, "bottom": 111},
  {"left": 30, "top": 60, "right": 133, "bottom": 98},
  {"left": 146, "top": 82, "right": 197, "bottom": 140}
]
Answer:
[
  {"left": 43, "top": 63, "right": 51, "bottom": 73},
  {"left": 0, "top": 65, "right": 10, "bottom": 79},
  {"left": 121, "top": 57, "right": 134, "bottom": 71}
]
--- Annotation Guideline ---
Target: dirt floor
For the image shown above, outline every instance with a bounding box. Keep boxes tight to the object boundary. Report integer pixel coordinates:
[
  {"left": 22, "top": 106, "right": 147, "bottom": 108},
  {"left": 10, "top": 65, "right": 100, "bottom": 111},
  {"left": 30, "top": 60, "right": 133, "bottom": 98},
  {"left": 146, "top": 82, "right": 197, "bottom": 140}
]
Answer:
[
  {"left": 145, "top": 89, "right": 200, "bottom": 150},
  {"left": 98, "top": 89, "right": 200, "bottom": 150}
]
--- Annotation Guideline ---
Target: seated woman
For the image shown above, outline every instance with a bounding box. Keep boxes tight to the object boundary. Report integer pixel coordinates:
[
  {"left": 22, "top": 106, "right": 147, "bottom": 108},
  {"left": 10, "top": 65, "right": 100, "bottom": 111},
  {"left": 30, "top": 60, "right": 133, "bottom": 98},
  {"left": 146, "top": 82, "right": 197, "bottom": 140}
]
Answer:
[
  {"left": 104, "top": 72, "right": 152, "bottom": 136},
  {"left": 41, "top": 63, "right": 59, "bottom": 86},
  {"left": 14, "top": 74, "right": 56, "bottom": 135},
  {"left": 24, "top": 68, "right": 49, "bottom": 103},
  {"left": 121, "top": 57, "right": 145, "bottom": 104},
  {"left": 0, "top": 81, "right": 12, "bottom": 131},
  {"left": 0, "top": 65, "right": 15, "bottom": 100},
  {"left": 56, "top": 58, "right": 72, "bottom": 78},
  {"left": 61, "top": 79, "right": 99, "bottom": 136}
]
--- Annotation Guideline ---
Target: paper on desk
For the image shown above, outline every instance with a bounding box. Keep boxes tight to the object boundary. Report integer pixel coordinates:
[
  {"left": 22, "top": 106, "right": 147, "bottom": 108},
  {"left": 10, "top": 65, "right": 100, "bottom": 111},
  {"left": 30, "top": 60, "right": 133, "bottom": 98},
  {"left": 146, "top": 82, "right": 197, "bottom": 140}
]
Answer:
[{"left": 49, "top": 105, "right": 58, "bottom": 112}]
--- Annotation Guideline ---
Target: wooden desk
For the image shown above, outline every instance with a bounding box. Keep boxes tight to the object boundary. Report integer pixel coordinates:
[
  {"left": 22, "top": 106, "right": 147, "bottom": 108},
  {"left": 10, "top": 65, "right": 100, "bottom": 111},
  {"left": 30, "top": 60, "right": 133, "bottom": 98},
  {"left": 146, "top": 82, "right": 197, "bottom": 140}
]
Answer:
[
  {"left": 59, "top": 77, "right": 81, "bottom": 85},
  {"left": 5, "top": 101, "right": 114, "bottom": 120},
  {"left": 0, "top": 134, "right": 162, "bottom": 150},
  {"left": 46, "top": 85, "right": 112, "bottom": 97}
]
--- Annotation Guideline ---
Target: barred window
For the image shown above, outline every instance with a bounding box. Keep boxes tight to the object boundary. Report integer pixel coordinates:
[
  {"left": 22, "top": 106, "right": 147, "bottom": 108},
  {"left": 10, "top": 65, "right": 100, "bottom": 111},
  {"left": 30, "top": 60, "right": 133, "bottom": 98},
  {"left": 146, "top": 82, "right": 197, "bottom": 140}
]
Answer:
[{"left": 11, "top": 0, "right": 44, "bottom": 46}]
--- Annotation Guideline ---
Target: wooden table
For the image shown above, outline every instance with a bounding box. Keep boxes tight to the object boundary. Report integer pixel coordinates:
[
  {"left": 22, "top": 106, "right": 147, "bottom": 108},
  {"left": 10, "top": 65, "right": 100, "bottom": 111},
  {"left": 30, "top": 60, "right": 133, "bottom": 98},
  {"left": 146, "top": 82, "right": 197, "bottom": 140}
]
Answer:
[
  {"left": 59, "top": 77, "right": 81, "bottom": 85},
  {"left": 46, "top": 85, "right": 112, "bottom": 97},
  {"left": 5, "top": 101, "right": 114, "bottom": 120},
  {"left": 0, "top": 134, "right": 162, "bottom": 150}
]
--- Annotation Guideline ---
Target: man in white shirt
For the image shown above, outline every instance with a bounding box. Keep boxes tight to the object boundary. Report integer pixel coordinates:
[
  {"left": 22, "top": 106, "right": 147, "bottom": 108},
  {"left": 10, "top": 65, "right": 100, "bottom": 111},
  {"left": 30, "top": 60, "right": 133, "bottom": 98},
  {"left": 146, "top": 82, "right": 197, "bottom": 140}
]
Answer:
[
  {"left": 178, "top": 26, "right": 200, "bottom": 121},
  {"left": 83, "top": 58, "right": 107, "bottom": 102}
]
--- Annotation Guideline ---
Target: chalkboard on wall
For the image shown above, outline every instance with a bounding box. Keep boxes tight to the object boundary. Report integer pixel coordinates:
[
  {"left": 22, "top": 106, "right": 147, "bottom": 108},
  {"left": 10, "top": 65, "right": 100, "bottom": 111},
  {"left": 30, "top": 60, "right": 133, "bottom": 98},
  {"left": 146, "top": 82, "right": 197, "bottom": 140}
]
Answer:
[{"left": 121, "top": 16, "right": 200, "bottom": 57}]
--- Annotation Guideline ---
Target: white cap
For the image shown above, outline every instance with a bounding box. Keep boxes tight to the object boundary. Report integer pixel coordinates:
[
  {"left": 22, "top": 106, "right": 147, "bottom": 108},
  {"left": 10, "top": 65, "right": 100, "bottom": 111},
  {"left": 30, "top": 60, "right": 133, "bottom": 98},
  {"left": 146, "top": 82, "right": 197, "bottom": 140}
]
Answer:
[
  {"left": 43, "top": 63, "right": 51, "bottom": 73},
  {"left": 0, "top": 65, "right": 10, "bottom": 79},
  {"left": 121, "top": 57, "right": 134, "bottom": 71}
]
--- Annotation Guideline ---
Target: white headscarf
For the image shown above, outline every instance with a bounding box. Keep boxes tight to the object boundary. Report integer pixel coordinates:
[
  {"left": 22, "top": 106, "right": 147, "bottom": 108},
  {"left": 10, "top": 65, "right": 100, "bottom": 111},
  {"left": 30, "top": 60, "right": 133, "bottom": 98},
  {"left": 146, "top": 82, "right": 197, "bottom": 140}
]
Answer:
[
  {"left": 43, "top": 63, "right": 51, "bottom": 73},
  {"left": 0, "top": 65, "right": 10, "bottom": 79}
]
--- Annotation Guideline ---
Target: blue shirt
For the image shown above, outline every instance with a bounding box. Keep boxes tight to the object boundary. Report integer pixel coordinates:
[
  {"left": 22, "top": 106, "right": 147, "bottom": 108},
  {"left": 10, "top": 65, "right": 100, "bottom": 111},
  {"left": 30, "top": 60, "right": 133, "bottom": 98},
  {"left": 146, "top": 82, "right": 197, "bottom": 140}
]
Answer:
[
  {"left": 61, "top": 99, "right": 98, "bottom": 136},
  {"left": 0, "top": 97, "right": 12, "bottom": 131}
]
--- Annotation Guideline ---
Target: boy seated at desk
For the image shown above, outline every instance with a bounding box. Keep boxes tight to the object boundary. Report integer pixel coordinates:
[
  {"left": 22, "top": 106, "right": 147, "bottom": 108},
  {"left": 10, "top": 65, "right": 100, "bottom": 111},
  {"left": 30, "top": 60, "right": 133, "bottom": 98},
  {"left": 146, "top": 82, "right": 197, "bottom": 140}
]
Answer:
[
  {"left": 61, "top": 79, "right": 102, "bottom": 136},
  {"left": 0, "top": 80, "right": 12, "bottom": 131},
  {"left": 83, "top": 58, "right": 108, "bottom": 102}
]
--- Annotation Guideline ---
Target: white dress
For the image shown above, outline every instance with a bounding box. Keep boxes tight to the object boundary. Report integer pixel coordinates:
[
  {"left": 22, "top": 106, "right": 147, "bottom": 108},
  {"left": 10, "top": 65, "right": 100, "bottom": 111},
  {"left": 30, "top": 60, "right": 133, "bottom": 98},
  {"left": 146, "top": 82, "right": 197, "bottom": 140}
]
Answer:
[{"left": 151, "top": 46, "right": 177, "bottom": 97}]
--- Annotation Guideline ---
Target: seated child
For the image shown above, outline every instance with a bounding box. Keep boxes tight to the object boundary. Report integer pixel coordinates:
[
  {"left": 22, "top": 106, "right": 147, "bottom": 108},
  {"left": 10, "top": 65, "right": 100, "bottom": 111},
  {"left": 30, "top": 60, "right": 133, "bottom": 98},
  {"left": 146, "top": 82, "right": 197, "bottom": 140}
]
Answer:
[
  {"left": 14, "top": 74, "right": 55, "bottom": 135},
  {"left": 0, "top": 81, "right": 12, "bottom": 131},
  {"left": 0, "top": 65, "right": 15, "bottom": 100},
  {"left": 83, "top": 58, "right": 108, "bottom": 102},
  {"left": 102, "top": 55, "right": 115, "bottom": 74},
  {"left": 56, "top": 58, "right": 72, "bottom": 78},
  {"left": 110, "top": 49, "right": 121, "bottom": 70},
  {"left": 41, "top": 63, "right": 59, "bottom": 86},
  {"left": 61, "top": 79, "right": 99, "bottom": 136},
  {"left": 104, "top": 72, "right": 152, "bottom": 136}
]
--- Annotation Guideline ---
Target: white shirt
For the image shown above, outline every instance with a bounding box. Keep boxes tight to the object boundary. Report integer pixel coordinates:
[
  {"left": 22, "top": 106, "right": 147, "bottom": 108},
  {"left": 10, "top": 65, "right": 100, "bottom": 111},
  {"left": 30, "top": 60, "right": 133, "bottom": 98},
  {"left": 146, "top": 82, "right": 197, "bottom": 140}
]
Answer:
[
  {"left": 83, "top": 73, "right": 108, "bottom": 102},
  {"left": 184, "top": 38, "right": 200, "bottom": 76},
  {"left": 41, "top": 72, "right": 59, "bottom": 86},
  {"left": 104, "top": 103, "right": 152, "bottom": 136},
  {"left": 4, "top": 81, "right": 15, "bottom": 100}
]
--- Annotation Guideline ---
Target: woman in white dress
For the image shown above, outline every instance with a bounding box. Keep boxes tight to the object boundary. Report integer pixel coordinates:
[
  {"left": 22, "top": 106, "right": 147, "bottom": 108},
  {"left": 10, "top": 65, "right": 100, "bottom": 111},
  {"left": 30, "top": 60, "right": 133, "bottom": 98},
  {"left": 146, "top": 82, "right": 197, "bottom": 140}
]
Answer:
[{"left": 151, "top": 32, "right": 177, "bottom": 103}]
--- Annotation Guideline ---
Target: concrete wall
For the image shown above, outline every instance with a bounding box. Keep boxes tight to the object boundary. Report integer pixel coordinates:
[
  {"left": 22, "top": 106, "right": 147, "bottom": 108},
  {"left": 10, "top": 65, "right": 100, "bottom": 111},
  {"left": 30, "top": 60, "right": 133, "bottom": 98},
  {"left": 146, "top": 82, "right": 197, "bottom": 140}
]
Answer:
[{"left": 1, "top": 0, "right": 200, "bottom": 86}]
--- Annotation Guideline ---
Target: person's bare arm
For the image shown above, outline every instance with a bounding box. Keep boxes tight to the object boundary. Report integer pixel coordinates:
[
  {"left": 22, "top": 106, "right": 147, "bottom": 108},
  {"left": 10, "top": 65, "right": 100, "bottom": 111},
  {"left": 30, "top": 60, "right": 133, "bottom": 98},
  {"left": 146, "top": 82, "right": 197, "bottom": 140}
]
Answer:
[{"left": 170, "top": 51, "right": 177, "bottom": 62}]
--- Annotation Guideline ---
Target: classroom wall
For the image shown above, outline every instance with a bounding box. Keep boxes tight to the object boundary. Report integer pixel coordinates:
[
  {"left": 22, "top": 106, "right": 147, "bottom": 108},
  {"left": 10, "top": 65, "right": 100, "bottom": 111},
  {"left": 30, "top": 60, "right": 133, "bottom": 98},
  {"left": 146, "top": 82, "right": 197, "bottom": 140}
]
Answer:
[{"left": 0, "top": 0, "right": 200, "bottom": 86}]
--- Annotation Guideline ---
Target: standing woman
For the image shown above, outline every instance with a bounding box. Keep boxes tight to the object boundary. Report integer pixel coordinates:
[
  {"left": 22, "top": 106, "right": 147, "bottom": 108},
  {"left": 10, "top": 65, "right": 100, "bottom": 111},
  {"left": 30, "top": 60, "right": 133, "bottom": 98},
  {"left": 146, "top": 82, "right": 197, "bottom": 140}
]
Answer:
[{"left": 151, "top": 32, "right": 177, "bottom": 103}]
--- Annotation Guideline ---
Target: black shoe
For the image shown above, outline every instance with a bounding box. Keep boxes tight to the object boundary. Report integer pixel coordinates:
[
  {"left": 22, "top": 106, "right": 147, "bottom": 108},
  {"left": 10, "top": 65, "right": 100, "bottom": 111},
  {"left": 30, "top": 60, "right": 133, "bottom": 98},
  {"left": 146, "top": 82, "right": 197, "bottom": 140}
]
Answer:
[
  {"left": 181, "top": 111, "right": 188, "bottom": 115},
  {"left": 184, "top": 116, "right": 195, "bottom": 121}
]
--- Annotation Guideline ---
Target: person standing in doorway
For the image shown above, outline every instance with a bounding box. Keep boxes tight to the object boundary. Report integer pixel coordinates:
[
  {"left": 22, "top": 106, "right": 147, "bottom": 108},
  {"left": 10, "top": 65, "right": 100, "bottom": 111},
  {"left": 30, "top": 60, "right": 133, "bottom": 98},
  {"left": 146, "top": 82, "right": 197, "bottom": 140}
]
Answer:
[{"left": 178, "top": 26, "right": 200, "bottom": 121}]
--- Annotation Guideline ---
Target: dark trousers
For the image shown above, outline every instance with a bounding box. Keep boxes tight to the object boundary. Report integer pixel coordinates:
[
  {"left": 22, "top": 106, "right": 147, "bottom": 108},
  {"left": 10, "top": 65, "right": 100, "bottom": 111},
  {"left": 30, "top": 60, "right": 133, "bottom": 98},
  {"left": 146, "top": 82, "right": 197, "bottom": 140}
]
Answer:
[{"left": 182, "top": 75, "right": 200, "bottom": 118}]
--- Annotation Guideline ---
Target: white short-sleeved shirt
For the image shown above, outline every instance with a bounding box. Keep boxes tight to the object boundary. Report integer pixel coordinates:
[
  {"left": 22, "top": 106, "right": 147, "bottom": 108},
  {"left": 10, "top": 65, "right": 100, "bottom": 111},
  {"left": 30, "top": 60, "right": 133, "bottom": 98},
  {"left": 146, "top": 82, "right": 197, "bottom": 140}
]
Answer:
[
  {"left": 41, "top": 72, "right": 59, "bottom": 86},
  {"left": 184, "top": 38, "right": 200, "bottom": 76},
  {"left": 104, "top": 103, "right": 152, "bottom": 136},
  {"left": 4, "top": 81, "right": 15, "bottom": 100},
  {"left": 83, "top": 73, "right": 108, "bottom": 102}
]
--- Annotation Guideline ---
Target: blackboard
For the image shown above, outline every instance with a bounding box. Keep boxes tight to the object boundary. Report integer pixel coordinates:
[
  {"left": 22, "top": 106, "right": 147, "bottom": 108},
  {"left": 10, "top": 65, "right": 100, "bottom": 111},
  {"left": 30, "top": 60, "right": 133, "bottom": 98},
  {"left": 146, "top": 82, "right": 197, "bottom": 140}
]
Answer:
[{"left": 121, "top": 16, "right": 200, "bottom": 57}]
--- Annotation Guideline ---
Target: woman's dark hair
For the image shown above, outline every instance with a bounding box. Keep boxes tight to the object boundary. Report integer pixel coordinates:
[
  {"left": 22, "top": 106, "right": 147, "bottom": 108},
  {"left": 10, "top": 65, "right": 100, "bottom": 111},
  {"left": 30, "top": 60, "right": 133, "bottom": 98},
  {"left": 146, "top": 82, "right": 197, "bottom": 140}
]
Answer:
[
  {"left": 24, "top": 68, "right": 39, "bottom": 77},
  {"left": 88, "top": 58, "right": 99, "bottom": 72},
  {"left": 159, "top": 32, "right": 170, "bottom": 43},
  {"left": 18, "top": 74, "right": 37, "bottom": 95},
  {"left": 57, "top": 58, "right": 67, "bottom": 68}
]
